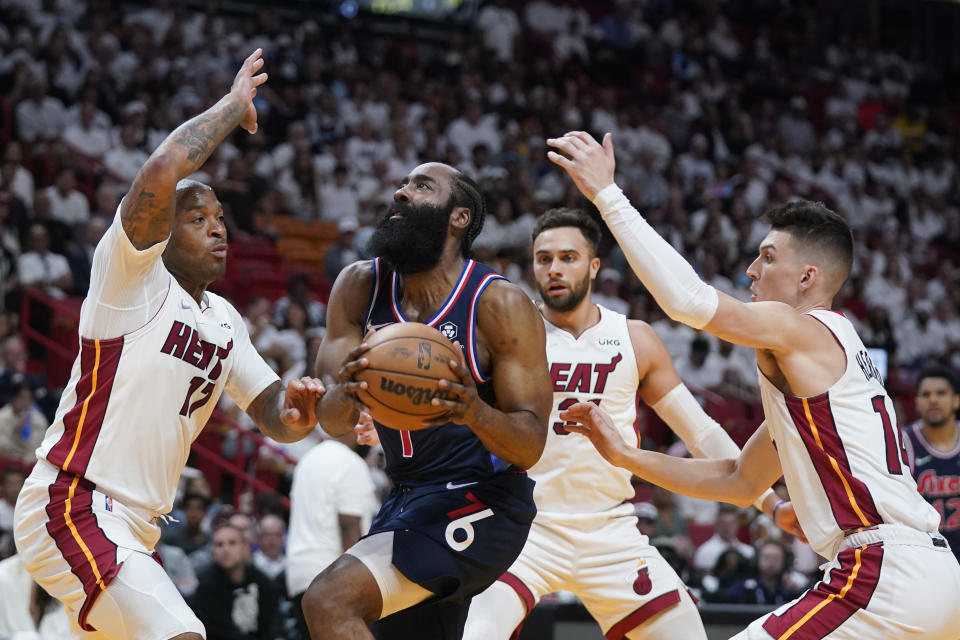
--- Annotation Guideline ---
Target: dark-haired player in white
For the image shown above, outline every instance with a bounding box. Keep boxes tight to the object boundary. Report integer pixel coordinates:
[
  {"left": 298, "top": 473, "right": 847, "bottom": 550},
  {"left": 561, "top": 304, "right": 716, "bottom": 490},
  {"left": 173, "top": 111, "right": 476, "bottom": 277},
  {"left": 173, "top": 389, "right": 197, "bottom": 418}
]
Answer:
[
  {"left": 548, "top": 131, "right": 960, "bottom": 639},
  {"left": 464, "top": 207, "right": 800, "bottom": 640}
]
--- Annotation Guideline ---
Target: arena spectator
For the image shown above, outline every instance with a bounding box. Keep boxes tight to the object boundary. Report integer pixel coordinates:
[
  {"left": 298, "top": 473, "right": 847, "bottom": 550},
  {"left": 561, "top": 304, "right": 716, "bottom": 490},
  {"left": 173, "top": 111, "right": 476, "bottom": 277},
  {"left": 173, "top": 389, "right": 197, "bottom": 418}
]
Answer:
[
  {"left": 17, "top": 224, "right": 72, "bottom": 299},
  {"left": 41, "top": 169, "right": 89, "bottom": 228},
  {"left": 252, "top": 514, "right": 286, "bottom": 583},
  {"left": 693, "top": 505, "right": 756, "bottom": 573},
  {"left": 723, "top": 540, "right": 801, "bottom": 606},
  {"left": 285, "top": 424, "right": 376, "bottom": 639},
  {"left": 0, "top": 383, "right": 47, "bottom": 466},
  {"left": 0, "top": 467, "right": 25, "bottom": 560},
  {"left": 163, "top": 492, "right": 213, "bottom": 556},
  {"left": 189, "top": 524, "right": 280, "bottom": 640}
]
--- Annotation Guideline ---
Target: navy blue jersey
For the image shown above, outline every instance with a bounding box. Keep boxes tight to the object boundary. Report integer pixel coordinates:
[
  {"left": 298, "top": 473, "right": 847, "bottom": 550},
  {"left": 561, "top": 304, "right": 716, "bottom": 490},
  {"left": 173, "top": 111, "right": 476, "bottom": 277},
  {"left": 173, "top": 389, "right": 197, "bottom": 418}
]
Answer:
[
  {"left": 904, "top": 420, "right": 960, "bottom": 561},
  {"left": 363, "top": 258, "right": 514, "bottom": 487}
]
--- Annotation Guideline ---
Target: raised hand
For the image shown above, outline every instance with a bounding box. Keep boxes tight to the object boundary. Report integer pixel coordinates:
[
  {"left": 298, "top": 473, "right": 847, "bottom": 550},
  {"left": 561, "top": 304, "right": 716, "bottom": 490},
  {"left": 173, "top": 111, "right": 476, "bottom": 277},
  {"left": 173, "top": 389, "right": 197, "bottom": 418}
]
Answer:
[
  {"left": 231, "top": 48, "right": 269, "bottom": 134},
  {"left": 281, "top": 377, "right": 325, "bottom": 432},
  {"left": 559, "top": 401, "right": 630, "bottom": 468},
  {"left": 546, "top": 131, "right": 617, "bottom": 201}
]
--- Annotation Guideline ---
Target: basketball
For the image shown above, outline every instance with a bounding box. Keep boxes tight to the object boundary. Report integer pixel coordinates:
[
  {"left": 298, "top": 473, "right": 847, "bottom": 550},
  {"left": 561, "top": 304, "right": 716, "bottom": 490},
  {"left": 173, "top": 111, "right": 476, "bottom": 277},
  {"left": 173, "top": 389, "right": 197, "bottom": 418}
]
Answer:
[{"left": 354, "top": 322, "right": 461, "bottom": 430}]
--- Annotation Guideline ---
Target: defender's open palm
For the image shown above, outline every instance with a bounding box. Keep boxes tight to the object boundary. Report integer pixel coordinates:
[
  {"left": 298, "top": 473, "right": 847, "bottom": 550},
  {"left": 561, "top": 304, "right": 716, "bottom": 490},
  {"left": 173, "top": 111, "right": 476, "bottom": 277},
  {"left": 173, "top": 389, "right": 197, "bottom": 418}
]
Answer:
[
  {"left": 232, "top": 48, "right": 268, "bottom": 134},
  {"left": 559, "top": 402, "right": 630, "bottom": 468},
  {"left": 546, "top": 131, "right": 617, "bottom": 201},
  {"left": 282, "top": 377, "right": 325, "bottom": 432}
]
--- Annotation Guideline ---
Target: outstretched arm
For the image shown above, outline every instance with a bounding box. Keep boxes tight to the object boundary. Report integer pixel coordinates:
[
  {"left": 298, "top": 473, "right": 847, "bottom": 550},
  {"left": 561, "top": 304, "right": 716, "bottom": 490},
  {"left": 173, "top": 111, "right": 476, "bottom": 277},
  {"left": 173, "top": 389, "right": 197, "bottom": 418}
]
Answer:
[
  {"left": 546, "top": 132, "right": 814, "bottom": 354},
  {"left": 119, "top": 49, "right": 267, "bottom": 250},
  {"left": 561, "top": 401, "right": 783, "bottom": 507},
  {"left": 634, "top": 321, "right": 803, "bottom": 537},
  {"left": 245, "top": 377, "right": 325, "bottom": 443}
]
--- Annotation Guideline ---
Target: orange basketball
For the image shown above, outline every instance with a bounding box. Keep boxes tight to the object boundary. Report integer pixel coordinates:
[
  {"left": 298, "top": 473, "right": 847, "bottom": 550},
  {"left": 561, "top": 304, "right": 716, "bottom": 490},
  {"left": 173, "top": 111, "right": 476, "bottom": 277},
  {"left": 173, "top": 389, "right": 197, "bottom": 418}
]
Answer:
[{"left": 354, "top": 322, "right": 461, "bottom": 430}]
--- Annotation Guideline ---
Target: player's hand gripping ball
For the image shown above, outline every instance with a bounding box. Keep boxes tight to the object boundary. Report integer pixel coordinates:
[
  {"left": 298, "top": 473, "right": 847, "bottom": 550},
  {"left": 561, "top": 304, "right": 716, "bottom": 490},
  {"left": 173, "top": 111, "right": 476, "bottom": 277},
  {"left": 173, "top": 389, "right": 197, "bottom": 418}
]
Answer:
[{"left": 355, "top": 323, "right": 461, "bottom": 429}]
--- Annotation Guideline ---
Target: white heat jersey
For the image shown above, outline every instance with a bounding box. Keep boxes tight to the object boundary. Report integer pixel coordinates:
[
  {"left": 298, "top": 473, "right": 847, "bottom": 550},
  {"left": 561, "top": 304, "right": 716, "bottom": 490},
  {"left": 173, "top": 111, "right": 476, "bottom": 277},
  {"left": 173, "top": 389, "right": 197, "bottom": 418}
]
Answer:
[
  {"left": 759, "top": 309, "right": 940, "bottom": 558},
  {"left": 529, "top": 305, "right": 639, "bottom": 513},
  {"left": 36, "top": 210, "right": 278, "bottom": 516}
]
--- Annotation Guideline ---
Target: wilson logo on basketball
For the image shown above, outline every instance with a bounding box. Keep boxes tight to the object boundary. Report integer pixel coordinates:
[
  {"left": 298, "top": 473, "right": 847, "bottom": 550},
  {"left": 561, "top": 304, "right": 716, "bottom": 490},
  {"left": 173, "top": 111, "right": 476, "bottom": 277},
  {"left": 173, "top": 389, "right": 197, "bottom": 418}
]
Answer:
[{"left": 379, "top": 376, "right": 451, "bottom": 406}]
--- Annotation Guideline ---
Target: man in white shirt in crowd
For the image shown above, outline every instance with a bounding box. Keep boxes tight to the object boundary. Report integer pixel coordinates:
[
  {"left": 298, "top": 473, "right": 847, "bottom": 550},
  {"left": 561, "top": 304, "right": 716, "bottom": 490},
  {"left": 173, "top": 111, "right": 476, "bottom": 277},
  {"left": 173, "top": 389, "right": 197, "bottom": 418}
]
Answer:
[
  {"left": 286, "top": 415, "right": 377, "bottom": 639},
  {"left": 62, "top": 101, "right": 113, "bottom": 160},
  {"left": 17, "top": 223, "right": 72, "bottom": 298},
  {"left": 693, "top": 505, "right": 756, "bottom": 573},
  {"left": 42, "top": 169, "right": 90, "bottom": 228},
  {"left": 14, "top": 77, "right": 65, "bottom": 145}
]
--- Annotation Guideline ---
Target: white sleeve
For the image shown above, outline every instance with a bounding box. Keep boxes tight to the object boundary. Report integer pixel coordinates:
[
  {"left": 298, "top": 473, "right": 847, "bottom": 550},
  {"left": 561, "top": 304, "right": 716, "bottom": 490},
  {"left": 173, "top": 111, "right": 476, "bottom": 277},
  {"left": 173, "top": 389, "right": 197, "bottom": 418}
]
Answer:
[
  {"left": 652, "top": 384, "right": 774, "bottom": 510},
  {"left": 80, "top": 204, "right": 171, "bottom": 339},
  {"left": 335, "top": 455, "right": 377, "bottom": 518},
  {"left": 593, "top": 184, "right": 719, "bottom": 329},
  {"left": 223, "top": 305, "right": 280, "bottom": 411}
]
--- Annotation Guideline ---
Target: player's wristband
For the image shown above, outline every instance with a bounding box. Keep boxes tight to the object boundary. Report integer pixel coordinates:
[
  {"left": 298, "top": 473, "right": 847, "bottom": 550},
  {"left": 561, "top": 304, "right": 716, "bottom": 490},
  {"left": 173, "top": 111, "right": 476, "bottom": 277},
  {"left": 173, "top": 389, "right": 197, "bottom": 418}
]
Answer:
[{"left": 772, "top": 499, "right": 787, "bottom": 522}]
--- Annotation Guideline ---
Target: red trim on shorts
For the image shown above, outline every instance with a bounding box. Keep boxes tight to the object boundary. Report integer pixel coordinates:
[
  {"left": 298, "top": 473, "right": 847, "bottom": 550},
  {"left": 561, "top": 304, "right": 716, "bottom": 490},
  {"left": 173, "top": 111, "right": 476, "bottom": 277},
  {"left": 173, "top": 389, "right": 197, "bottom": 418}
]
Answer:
[
  {"left": 604, "top": 589, "right": 681, "bottom": 640},
  {"left": 762, "top": 543, "right": 883, "bottom": 640},
  {"left": 498, "top": 571, "right": 537, "bottom": 640},
  {"left": 45, "top": 470, "right": 122, "bottom": 632},
  {"left": 47, "top": 336, "right": 124, "bottom": 475},
  {"left": 785, "top": 393, "right": 882, "bottom": 529}
]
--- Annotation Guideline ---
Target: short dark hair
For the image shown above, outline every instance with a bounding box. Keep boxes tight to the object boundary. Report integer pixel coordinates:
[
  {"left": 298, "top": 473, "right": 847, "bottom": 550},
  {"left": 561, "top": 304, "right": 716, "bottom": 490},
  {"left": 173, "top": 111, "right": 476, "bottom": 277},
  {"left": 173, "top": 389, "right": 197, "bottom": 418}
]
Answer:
[
  {"left": 450, "top": 171, "right": 486, "bottom": 258},
  {"left": 531, "top": 208, "right": 601, "bottom": 257},
  {"left": 175, "top": 178, "right": 213, "bottom": 210},
  {"left": 181, "top": 492, "right": 211, "bottom": 509},
  {"left": 762, "top": 201, "right": 853, "bottom": 288},
  {"left": 915, "top": 366, "right": 958, "bottom": 395}
]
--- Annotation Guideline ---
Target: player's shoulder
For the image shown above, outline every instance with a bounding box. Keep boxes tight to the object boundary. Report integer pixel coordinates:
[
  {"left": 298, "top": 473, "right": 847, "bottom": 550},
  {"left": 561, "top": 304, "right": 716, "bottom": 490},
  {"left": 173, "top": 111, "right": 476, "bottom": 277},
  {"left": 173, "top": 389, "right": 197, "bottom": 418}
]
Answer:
[
  {"left": 625, "top": 318, "right": 665, "bottom": 347},
  {"left": 477, "top": 279, "right": 539, "bottom": 320},
  {"left": 333, "top": 259, "right": 378, "bottom": 292},
  {"left": 477, "top": 277, "right": 529, "bottom": 304}
]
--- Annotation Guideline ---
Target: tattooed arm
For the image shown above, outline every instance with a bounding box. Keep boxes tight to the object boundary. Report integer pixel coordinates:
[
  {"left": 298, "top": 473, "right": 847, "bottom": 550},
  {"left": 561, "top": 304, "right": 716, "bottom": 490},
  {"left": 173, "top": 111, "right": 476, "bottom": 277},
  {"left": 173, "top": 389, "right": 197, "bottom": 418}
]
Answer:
[{"left": 119, "top": 49, "right": 268, "bottom": 249}]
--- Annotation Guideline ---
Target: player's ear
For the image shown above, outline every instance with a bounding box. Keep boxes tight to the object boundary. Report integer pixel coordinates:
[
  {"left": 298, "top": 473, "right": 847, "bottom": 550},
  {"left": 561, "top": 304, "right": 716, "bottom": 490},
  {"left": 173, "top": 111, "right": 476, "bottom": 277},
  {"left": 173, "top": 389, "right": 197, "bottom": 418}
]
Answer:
[
  {"left": 589, "top": 256, "right": 601, "bottom": 280},
  {"left": 798, "top": 264, "right": 818, "bottom": 292},
  {"left": 450, "top": 206, "right": 471, "bottom": 232}
]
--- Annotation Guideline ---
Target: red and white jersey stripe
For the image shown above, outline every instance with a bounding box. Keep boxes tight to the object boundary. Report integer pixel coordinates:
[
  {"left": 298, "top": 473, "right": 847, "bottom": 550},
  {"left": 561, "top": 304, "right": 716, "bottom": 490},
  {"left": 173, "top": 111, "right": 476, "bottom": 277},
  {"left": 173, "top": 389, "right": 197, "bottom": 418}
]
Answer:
[
  {"left": 759, "top": 309, "right": 940, "bottom": 558},
  {"left": 36, "top": 211, "right": 278, "bottom": 516}
]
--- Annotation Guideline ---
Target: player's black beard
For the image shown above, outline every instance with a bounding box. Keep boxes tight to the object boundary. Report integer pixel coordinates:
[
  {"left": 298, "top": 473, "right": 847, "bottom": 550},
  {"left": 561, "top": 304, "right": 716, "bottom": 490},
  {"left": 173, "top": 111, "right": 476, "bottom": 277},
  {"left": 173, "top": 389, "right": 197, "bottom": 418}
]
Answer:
[
  {"left": 539, "top": 272, "right": 592, "bottom": 313},
  {"left": 368, "top": 200, "right": 452, "bottom": 274}
]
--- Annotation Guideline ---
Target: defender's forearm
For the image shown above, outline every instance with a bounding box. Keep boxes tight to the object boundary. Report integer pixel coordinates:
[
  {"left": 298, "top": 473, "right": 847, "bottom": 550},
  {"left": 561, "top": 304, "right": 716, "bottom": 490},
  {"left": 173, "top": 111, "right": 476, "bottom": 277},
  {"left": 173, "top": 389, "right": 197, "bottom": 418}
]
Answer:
[
  {"left": 157, "top": 94, "right": 246, "bottom": 178},
  {"left": 615, "top": 448, "right": 759, "bottom": 507}
]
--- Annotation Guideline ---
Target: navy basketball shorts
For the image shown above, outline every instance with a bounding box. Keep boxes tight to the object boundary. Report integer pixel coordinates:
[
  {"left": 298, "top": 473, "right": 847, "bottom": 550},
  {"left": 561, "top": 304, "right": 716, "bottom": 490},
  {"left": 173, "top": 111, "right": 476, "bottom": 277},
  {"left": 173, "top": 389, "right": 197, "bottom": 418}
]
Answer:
[{"left": 367, "top": 470, "right": 536, "bottom": 604}]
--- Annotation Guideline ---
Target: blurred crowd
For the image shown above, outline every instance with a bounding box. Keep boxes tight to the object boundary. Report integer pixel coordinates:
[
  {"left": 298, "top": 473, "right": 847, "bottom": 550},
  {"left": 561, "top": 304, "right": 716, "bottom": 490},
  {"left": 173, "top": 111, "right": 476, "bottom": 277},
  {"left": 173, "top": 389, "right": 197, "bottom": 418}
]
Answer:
[{"left": 0, "top": 0, "right": 959, "bottom": 635}]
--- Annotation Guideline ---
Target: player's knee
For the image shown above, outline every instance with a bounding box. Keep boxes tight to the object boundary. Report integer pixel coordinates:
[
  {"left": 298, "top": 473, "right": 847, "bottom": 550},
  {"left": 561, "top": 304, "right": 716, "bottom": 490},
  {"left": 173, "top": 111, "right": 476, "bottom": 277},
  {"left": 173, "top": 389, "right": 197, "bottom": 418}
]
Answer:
[{"left": 302, "top": 556, "right": 380, "bottom": 625}]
